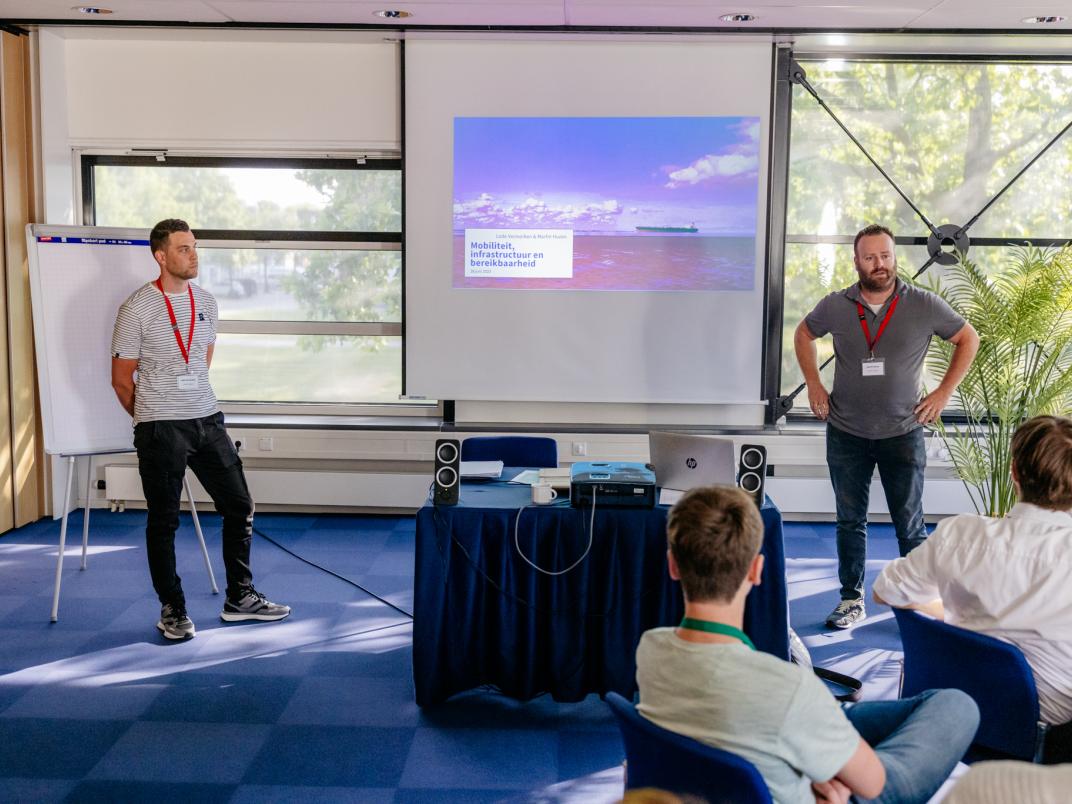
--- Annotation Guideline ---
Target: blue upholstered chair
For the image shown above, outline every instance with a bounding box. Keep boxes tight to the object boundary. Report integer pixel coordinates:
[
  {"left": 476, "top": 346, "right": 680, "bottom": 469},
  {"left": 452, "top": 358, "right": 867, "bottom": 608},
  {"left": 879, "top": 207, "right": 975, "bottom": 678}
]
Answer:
[
  {"left": 893, "top": 607, "right": 1048, "bottom": 762},
  {"left": 460, "top": 435, "right": 558, "bottom": 468},
  {"left": 606, "top": 692, "right": 773, "bottom": 804}
]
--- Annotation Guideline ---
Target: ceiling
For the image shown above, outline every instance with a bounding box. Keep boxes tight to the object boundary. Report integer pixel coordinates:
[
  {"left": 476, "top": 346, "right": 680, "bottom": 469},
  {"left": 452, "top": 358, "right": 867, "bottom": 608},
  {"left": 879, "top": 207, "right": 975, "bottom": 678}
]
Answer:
[{"left": 2, "top": 0, "right": 1072, "bottom": 32}]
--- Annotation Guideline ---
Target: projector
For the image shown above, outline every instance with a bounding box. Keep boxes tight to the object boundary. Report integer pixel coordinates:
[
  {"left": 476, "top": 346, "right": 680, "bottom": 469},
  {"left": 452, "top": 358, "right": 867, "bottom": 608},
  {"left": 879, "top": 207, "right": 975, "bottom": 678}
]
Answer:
[{"left": 570, "top": 461, "right": 657, "bottom": 509}]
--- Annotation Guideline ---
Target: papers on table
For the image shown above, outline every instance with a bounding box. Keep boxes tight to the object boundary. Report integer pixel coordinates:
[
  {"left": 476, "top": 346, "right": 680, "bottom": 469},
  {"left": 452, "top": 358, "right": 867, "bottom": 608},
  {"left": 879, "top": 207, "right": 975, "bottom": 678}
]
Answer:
[
  {"left": 658, "top": 488, "right": 685, "bottom": 506},
  {"left": 460, "top": 460, "right": 504, "bottom": 479},
  {"left": 538, "top": 467, "right": 572, "bottom": 490},
  {"left": 508, "top": 469, "right": 541, "bottom": 485},
  {"left": 508, "top": 468, "right": 571, "bottom": 490}
]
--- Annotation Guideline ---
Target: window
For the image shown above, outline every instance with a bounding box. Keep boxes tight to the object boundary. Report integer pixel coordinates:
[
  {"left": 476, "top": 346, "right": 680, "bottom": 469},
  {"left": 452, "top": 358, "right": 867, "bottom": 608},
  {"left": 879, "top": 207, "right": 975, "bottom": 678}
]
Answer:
[
  {"left": 782, "top": 59, "right": 1072, "bottom": 407},
  {"left": 83, "top": 155, "right": 418, "bottom": 410}
]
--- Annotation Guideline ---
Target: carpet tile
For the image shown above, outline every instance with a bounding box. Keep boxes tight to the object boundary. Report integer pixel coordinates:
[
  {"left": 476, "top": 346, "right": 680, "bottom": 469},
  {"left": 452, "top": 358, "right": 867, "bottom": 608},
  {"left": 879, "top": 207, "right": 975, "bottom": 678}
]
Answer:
[{"left": 0, "top": 510, "right": 922, "bottom": 802}]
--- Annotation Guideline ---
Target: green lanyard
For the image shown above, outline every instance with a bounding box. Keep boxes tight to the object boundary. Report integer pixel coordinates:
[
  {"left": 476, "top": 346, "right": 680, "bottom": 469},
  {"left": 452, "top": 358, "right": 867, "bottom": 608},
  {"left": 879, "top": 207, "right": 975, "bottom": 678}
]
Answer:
[{"left": 679, "top": 617, "right": 756, "bottom": 650}]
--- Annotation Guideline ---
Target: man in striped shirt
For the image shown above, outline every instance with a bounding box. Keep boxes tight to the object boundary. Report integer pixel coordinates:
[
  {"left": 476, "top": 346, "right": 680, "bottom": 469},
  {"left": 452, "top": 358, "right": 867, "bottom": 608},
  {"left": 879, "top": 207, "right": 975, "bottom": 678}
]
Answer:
[{"left": 111, "top": 218, "right": 290, "bottom": 640}]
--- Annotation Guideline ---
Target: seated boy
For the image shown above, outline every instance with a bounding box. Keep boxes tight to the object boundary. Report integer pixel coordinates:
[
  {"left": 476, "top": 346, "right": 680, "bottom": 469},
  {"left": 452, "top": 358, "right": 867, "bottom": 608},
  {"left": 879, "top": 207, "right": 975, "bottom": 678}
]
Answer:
[{"left": 637, "top": 485, "right": 979, "bottom": 804}]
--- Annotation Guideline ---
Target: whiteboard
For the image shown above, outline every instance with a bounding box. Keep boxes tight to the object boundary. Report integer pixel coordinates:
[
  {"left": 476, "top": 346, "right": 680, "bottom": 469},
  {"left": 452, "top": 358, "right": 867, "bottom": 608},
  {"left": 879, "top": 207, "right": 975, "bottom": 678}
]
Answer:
[{"left": 27, "top": 224, "right": 160, "bottom": 455}]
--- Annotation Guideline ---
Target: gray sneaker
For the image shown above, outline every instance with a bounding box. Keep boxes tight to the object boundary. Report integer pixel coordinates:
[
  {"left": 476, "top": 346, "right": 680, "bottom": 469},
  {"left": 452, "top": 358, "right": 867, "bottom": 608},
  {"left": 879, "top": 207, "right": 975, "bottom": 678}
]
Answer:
[
  {"left": 825, "top": 598, "right": 866, "bottom": 629},
  {"left": 157, "top": 603, "right": 196, "bottom": 640},
  {"left": 221, "top": 588, "right": 291, "bottom": 622}
]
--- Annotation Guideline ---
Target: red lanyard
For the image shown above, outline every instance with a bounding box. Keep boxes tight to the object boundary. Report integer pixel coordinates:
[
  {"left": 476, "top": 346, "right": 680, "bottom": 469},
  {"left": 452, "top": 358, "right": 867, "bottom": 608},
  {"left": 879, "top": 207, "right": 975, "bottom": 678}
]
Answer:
[
  {"left": 154, "top": 279, "right": 195, "bottom": 365},
  {"left": 856, "top": 295, "right": 899, "bottom": 357}
]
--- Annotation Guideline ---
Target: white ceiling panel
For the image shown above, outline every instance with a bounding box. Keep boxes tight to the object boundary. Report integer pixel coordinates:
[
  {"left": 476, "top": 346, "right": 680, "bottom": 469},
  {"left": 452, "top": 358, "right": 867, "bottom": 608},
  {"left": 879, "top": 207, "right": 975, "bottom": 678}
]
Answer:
[
  {"left": 0, "top": 0, "right": 232, "bottom": 22},
  {"left": 566, "top": 5, "right": 936, "bottom": 28},
  {"left": 2, "top": 0, "right": 1071, "bottom": 30},
  {"left": 925, "top": 0, "right": 1072, "bottom": 9},
  {"left": 913, "top": 0, "right": 1072, "bottom": 29},
  {"left": 207, "top": 0, "right": 567, "bottom": 26},
  {"left": 568, "top": 0, "right": 935, "bottom": 7}
]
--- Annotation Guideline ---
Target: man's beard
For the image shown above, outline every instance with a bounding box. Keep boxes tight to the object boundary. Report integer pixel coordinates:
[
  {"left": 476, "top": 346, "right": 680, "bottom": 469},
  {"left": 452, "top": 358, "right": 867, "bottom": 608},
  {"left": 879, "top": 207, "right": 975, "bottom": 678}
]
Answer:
[
  {"left": 859, "top": 266, "right": 896, "bottom": 293},
  {"left": 167, "top": 265, "right": 198, "bottom": 280}
]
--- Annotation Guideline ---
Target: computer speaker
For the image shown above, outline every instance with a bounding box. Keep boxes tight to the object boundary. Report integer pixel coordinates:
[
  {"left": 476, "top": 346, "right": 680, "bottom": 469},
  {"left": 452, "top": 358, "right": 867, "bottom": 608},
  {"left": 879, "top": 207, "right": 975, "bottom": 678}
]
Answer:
[
  {"left": 433, "top": 439, "right": 460, "bottom": 505},
  {"left": 737, "top": 444, "right": 767, "bottom": 507}
]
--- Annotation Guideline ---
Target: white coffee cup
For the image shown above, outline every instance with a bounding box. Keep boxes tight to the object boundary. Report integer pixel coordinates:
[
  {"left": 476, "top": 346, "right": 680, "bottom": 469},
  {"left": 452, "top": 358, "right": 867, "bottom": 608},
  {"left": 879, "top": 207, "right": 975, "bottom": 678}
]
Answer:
[{"left": 532, "top": 482, "right": 557, "bottom": 505}]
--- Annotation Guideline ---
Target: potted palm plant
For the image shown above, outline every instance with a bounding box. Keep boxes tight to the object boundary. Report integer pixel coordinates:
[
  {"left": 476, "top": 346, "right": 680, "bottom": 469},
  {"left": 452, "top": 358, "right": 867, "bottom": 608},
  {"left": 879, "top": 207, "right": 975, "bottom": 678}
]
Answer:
[{"left": 921, "top": 245, "right": 1072, "bottom": 516}]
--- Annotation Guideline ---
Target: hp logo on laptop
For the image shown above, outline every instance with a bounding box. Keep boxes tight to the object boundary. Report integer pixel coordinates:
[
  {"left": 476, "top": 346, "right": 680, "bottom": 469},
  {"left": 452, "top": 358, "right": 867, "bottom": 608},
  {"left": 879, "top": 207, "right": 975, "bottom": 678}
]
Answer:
[{"left": 686, "top": 457, "right": 697, "bottom": 469}]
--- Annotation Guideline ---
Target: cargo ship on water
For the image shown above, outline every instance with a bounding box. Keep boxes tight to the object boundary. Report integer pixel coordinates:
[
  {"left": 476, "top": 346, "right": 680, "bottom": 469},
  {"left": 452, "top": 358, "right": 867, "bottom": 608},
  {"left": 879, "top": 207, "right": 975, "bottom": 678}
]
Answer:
[{"left": 635, "top": 224, "right": 698, "bottom": 233}]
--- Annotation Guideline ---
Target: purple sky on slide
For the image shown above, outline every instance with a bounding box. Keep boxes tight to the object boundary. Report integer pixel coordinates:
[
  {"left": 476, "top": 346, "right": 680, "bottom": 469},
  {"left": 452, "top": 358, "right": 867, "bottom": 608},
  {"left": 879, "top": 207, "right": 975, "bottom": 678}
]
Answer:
[{"left": 453, "top": 116, "right": 760, "bottom": 235}]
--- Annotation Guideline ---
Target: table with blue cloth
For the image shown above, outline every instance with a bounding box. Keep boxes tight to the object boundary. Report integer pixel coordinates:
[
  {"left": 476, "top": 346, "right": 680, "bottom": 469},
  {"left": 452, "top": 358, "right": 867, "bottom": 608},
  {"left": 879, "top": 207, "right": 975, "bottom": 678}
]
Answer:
[{"left": 413, "top": 477, "right": 788, "bottom": 706}]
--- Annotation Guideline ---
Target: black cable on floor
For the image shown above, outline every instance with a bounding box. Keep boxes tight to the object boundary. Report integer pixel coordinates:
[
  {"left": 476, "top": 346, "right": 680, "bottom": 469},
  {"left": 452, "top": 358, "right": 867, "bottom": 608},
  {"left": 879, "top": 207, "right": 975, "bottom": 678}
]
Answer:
[{"left": 252, "top": 525, "right": 414, "bottom": 619}]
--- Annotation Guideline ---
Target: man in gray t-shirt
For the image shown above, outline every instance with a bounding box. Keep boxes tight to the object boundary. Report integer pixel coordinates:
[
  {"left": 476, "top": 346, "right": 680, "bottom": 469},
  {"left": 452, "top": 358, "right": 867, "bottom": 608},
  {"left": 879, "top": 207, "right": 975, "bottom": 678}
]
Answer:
[{"left": 794, "top": 224, "right": 978, "bottom": 629}]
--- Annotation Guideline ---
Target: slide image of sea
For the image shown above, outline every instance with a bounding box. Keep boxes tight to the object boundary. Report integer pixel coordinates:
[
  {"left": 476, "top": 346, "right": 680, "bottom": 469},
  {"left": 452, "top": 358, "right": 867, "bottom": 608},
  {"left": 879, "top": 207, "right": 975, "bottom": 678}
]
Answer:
[{"left": 452, "top": 116, "right": 760, "bottom": 291}]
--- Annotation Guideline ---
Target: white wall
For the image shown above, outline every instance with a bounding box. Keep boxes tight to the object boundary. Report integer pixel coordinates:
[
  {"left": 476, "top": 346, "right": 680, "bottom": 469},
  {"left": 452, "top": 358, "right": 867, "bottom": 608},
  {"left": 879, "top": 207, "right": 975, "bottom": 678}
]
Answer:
[
  {"left": 62, "top": 31, "right": 399, "bottom": 152},
  {"left": 83, "top": 426, "right": 977, "bottom": 518},
  {"left": 35, "top": 29, "right": 73, "bottom": 225},
  {"left": 33, "top": 28, "right": 402, "bottom": 516},
  {"left": 30, "top": 27, "right": 979, "bottom": 520},
  {"left": 36, "top": 26, "right": 771, "bottom": 429}
]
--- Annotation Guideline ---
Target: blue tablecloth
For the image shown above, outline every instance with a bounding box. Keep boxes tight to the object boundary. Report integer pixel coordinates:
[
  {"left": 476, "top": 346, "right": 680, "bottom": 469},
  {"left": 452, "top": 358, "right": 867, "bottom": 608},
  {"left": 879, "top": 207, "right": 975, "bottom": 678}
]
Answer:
[{"left": 413, "top": 478, "right": 788, "bottom": 706}]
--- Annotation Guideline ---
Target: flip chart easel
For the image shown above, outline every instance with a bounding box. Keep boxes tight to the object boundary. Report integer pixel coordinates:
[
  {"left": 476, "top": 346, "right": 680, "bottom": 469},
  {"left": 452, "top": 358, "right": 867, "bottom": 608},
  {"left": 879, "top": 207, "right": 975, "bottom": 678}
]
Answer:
[
  {"left": 25, "top": 224, "right": 222, "bottom": 621},
  {"left": 50, "top": 451, "right": 219, "bottom": 622}
]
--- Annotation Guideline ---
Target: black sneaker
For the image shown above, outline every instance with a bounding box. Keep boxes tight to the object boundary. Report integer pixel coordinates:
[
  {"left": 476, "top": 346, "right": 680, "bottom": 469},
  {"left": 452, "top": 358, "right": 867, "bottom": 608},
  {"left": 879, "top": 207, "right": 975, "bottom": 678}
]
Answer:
[
  {"left": 825, "top": 598, "right": 866, "bottom": 629},
  {"left": 221, "top": 588, "right": 291, "bottom": 622},
  {"left": 157, "top": 603, "right": 196, "bottom": 640}
]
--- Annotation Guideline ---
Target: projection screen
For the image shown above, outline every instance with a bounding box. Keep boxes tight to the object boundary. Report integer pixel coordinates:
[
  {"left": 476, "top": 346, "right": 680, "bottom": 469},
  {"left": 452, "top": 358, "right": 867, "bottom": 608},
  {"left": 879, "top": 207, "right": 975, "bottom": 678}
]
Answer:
[{"left": 405, "top": 39, "right": 773, "bottom": 404}]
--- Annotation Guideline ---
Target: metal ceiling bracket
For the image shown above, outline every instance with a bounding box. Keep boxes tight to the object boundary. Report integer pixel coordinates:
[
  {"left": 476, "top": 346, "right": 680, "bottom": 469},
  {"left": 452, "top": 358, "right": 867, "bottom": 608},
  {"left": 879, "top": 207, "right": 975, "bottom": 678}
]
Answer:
[{"left": 926, "top": 223, "right": 971, "bottom": 265}]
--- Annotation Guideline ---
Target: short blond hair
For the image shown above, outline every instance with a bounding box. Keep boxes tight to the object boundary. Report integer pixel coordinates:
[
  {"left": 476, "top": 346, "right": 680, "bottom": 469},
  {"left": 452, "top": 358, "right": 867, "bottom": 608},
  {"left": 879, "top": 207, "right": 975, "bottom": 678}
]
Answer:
[{"left": 667, "top": 486, "right": 763, "bottom": 603}]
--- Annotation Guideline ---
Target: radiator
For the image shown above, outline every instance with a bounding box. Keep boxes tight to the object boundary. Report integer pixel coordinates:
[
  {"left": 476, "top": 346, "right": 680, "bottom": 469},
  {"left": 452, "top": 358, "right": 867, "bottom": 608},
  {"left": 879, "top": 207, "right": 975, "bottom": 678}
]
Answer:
[{"left": 103, "top": 465, "right": 432, "bottom": 510}]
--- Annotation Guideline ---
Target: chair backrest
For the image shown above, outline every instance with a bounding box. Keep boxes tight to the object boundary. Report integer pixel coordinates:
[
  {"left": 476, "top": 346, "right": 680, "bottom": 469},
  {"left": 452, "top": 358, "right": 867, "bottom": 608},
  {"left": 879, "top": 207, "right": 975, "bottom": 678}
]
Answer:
[
  {"left": 460, "top": 436, "right": 558, "bottom": 468},
  {"left": 605, "top": 692, "right": 773, "bottom": 804},
  {"left": 893, "top": 607, "right": 1044, "bottom": 761}
]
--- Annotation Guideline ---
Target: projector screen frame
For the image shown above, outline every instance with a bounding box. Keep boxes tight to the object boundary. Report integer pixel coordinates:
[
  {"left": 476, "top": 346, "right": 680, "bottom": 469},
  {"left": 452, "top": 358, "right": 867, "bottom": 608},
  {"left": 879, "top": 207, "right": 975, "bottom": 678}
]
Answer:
[{"left": 405, "top": 38, "right": 778, "bottom": 408}]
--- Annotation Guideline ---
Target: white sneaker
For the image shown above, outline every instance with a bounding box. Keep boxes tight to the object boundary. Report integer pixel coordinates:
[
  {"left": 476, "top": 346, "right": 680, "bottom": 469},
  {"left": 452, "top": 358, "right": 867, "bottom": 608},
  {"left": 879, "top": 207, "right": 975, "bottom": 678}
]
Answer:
[
  {"left": 157, "top": 603, "right": 196, "bottom": 640},
  {"left": 220, "top": 587, "right": 291, "bottom": 622},
  {"left": 825, "top": 598, "right": 866, "bottom": 629}
]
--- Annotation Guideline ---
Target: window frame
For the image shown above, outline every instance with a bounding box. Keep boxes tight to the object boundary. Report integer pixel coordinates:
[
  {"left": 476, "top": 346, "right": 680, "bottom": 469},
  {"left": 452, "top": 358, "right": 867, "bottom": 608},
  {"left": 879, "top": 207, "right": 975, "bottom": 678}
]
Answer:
[
  {"left": 775, "top": 53, "right": 1072, "bottom": 423},
  {"left": 80, "top": 152, "right": 436, "bottom": 416}
]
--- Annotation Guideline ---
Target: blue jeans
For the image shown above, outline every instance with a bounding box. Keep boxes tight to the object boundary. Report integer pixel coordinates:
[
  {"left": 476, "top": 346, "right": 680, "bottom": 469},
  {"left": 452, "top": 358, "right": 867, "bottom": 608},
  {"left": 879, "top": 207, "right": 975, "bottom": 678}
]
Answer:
[
  {"left": 844, "top": 689, "right": 979, "bottom": 804},
  {"left": 826, "top": 423, "right": 927, "bottom": 600}
]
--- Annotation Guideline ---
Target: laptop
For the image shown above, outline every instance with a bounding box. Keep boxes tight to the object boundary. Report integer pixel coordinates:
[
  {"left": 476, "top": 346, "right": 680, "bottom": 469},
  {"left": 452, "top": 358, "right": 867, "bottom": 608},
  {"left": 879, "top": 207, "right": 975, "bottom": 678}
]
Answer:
[{"left": 648, "top": 431, "right": 737, "bottom": 492}]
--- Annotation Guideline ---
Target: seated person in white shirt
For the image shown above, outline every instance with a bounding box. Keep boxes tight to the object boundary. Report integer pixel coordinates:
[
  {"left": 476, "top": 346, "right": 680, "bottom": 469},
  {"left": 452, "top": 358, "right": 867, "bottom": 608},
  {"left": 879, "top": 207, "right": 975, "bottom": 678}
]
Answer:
[
  {"left": 636, "top": 486, "right": 978, "bottom": 804},
  {"left": 873, "top": 414, "right": 1072, "bottom": 761}
]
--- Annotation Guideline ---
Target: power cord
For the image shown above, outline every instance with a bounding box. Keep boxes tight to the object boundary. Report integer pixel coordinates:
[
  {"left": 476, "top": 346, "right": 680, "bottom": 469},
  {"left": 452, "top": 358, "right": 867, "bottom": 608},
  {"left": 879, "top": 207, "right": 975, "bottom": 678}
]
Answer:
[
  {"left": 430, "top": 502, "right": 600, "bottom": 690},
  {"left": 430, "top": 497, "right": 665, "bottom": 620},
  {"left": 252, "top": 525, "right": 414, "bottom": 620},
  {"left": 513, "top": 494, "right": 596, "bottom": 576}
]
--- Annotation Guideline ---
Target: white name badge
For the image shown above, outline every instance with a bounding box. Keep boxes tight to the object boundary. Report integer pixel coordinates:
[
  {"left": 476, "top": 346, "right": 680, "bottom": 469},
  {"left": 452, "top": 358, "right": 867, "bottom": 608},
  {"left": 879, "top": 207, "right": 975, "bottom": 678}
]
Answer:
[
  {"left": 177, "top": 374, "right": 200, "bottom": 391},
  {"left": 862, "top": 357, "right": 886, "bottom": 377}
]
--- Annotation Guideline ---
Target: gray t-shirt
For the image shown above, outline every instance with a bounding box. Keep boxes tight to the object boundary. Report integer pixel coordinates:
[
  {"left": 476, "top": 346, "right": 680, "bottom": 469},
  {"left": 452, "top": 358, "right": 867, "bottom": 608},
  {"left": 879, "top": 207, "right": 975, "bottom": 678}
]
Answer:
[
  {"left": 804, "top": 278, "right": 965, "bottom": 439},
  {"left": 636, "top": 628, "right": 861, "bottom": 804}
]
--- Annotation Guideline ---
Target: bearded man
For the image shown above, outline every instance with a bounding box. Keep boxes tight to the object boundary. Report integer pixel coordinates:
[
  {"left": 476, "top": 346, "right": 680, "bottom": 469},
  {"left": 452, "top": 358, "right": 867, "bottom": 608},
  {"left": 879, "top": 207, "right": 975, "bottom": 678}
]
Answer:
[{"left": 793, "top": 224, "right": 979, "bottom": 629}]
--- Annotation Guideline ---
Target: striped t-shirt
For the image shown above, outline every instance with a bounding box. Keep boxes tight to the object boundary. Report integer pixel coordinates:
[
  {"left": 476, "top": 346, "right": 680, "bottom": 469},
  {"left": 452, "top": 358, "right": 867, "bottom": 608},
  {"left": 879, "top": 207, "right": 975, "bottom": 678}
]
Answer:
[{"left": 111, "top": 281, "right": 219, "bottom": 424}]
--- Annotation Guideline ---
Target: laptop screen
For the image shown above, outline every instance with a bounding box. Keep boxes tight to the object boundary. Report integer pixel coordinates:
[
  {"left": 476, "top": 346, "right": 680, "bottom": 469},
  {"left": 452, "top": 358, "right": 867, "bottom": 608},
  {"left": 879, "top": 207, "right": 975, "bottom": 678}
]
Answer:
[{"left": 648, "top": 431, "right": 737, "bottom": 492}]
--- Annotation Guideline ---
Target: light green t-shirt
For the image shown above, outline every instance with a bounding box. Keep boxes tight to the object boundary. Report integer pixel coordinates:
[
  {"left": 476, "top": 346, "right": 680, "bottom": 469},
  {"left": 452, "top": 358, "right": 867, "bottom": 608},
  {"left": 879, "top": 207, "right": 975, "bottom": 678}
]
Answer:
[{"left": 636, "top": 628, "right": 861, "bottom": 804}]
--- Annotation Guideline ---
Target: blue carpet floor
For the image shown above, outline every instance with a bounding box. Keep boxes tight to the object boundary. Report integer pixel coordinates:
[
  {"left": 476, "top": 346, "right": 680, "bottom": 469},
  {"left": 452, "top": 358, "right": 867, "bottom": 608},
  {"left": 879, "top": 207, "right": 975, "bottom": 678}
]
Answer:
[{"left": 0, "top": 510, "right": 912, "bottom": 803}]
